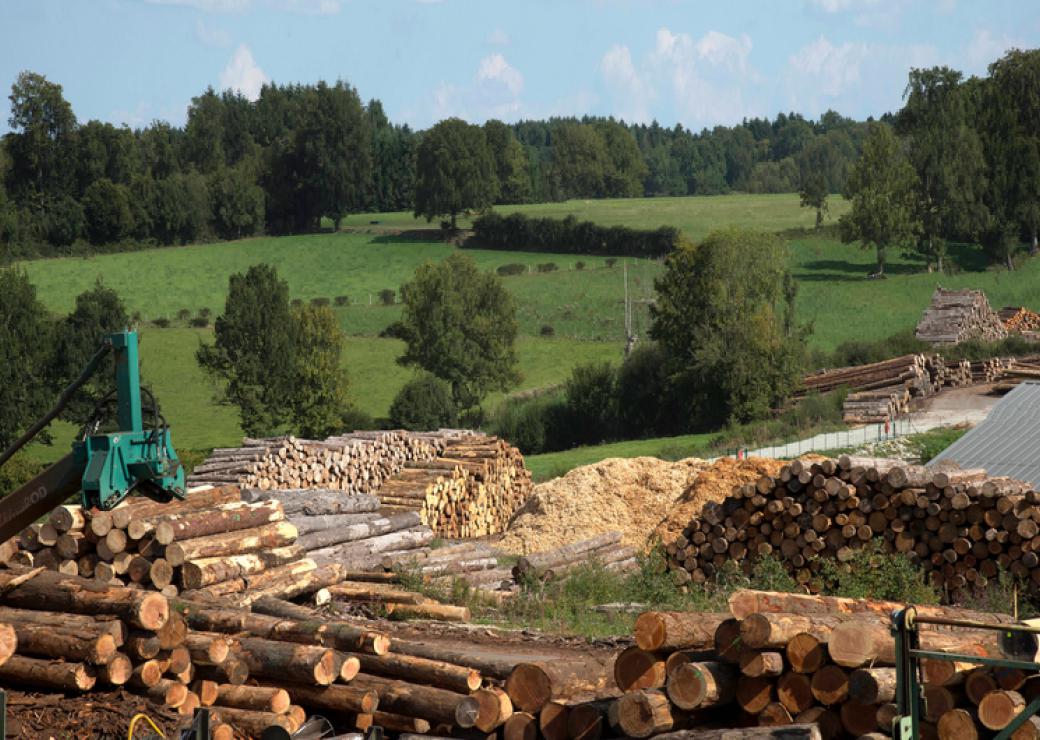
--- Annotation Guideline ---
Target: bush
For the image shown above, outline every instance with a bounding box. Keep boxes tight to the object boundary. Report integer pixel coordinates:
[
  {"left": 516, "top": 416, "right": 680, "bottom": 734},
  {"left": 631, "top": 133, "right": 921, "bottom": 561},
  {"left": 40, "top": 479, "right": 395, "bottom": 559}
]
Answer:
[
  {"left": 617, "top": 342, "right": 679, "bottom": 438},
  {"left": 310, "top": 297, "right": 330, "bottom": 307},
  {"left": 291, "top": 298, "right": 303, "bottom": 308},
  {"left": 606, "top": 258, "right": 618, "bottom": 268},
  {"left": 472, "top": 212, "right": 679, "bottom": 258},
  {"left": 562, "top": 362, "right": 619, "bottom": 446},
  {"left": 340, "top": 405, "right": 375, "bottom": 432},
  {"left": 152, "top": 317, "right": 170, "bottom": 328},
  {"left": 378, "top": 289, "right": 395, "bottom": 306},
  {"left": 536, "top": 263, "right": 558, "bottom": 273},
  {"left": 816, "top": 540, "right": 939, "bottom": 604},
  {"left": 539, "top": 324, "right": 555, "bottom": 337},
  {"left": 198, "top": 307, "right": 212, "bottom": 319},
  {"left": 190, "top": 316, "right": 209, "bottom": 327},
  {"left": 389, "top": 373, "right": 458, "bottom": 431},
  {"left": 176, "top": 308, "right": 191, "bottom": 321},
  {"left": 575, "top": 261, "right": 585, "bottom": 271},
  {"left": 0, "top": 452, "right": 47, "bottom": 495},
  {"left": 334, "top": 295, "right": 351, "bottom": 307},
  {"left": 496, "top": 263, "right": 527, "bottom": 276},
  {"left": 489, "top": 393, "right": 569, "bottom": 455}
]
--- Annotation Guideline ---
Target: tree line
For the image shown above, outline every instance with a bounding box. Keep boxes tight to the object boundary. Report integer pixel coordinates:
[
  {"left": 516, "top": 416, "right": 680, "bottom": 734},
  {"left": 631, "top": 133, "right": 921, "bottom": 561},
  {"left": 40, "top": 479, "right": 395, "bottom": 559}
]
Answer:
[{"left": 0, "top": 70, "right": 872, "bottom": 258}]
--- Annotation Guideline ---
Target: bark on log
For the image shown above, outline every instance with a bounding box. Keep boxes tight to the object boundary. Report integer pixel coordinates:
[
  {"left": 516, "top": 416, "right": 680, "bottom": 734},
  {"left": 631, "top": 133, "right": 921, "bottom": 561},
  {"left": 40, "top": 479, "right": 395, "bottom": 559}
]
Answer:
[
  {"left": 615, "top": 688, "right": 686, "bottom": 738},
  {"left": 208, "top": 706, "right": 293, "bottom": 735},
  {"left": 11, "top": 622, "right": 116, "bottom": 665},
  {"left": 296, "top": 512, "right": 422, "bottom": 551},
  {"left": 384, "top": 602, "right": 471, "bottom": 622},
  {"left": 165, "top": 522, "right": 298, "bottom": 566},
  {"left": 350, "top": 650, "right": 482, "bottom": 694},
  {"left": 0, "top": 654, "right": 95, "bottom": 691},
  {"left": 634, "top": 612, "right": 729, "bottom": 652},
  {"left": 650, "top": 727, "right": 822, "bottom": 740},
  {"left": 213, "top": 684, "right": 291, "bottom": 713},
  {"left": 179, "top": 546, "right": 304, "bottom": 590},
  {"left": 141, "top": 500, "right": 285, "bottom": 544},
  {"left": 667, "top": 662, "right": 737, "bottom": 710},
  {"left": 849, "top": 667, "right": 897, "bottom": 704},
  {"left": 234, "top": 636, "right": 338, "bottom": 686},
  {"left": 506, "top": 659, "right": 614, "bottom": 713},
  {"left": 351, "top": 674, "right": 480, "bottom": 728},
  {"left": 614, "top": 647, "right": 668, "bottom": 692}
]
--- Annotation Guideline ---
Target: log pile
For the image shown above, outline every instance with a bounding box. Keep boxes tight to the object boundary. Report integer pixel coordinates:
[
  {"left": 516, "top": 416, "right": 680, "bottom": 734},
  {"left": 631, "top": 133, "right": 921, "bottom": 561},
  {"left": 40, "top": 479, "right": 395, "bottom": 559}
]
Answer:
[
  {"left": 916, "top": 288, "right": 1007, "bottom": 345},
  {"left": 594, "top": 593, "right": 1036, "bottom": 739},
  {"left": 1000, "top": 306, "right": 1040, "bottom": 336},
  {"left": 186, "top": 431, "right": 450, "bottom": 491},
  {"left": 665, "top": 456, "right": 1040, "bottom": 599}
]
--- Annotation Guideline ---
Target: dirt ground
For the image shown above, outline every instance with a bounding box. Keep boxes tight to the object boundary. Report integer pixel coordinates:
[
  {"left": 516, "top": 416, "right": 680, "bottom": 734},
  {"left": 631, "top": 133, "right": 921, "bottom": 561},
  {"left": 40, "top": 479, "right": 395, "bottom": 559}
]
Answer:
[{"left": 3, "top": 689, "right": 182, "bottom": 739}]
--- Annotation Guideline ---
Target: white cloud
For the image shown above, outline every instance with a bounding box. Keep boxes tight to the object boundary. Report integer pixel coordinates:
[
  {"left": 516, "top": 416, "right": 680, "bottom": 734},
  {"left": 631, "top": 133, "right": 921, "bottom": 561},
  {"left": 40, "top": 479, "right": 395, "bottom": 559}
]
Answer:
[
  {"left": 487, "top": 28, "right": 510, "bottom": 46},
  {"left": 477, "top": 53, "right": 523, "bottom": 96},
  {"left": 788, "top": 36, "right": 869, "bottom": 98},
  {"left": 966, "top": 29, "right": 1025, "bottom": 70},
  {"left": 600, "top": 44, "right": 652, "bottom": 123},
  {"left": 195, "top": 19, "right": 231, "bottom": 47},
  {"left": 146, "top": 0, "right": 338, "bottom": 13},
  {"left": 219, "top": 44, "right": 269, "bottom": 101}
]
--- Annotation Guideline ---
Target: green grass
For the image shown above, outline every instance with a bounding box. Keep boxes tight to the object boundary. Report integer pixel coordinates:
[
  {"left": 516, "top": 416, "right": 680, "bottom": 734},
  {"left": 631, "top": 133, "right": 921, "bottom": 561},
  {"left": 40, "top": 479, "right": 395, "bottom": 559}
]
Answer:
[
  {"left": 25, "top": 327, "right": 621, "bottom": 462},
  {"left": 342, "top": 192, "right": 852, "bottom": 243}
]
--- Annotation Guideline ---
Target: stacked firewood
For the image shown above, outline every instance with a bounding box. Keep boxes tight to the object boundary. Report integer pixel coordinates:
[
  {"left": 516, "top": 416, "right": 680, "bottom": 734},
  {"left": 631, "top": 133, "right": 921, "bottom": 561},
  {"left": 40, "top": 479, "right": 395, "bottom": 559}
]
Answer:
[
  {"left": 186, "top": 431, "right": 451, "bottom": 491},
  {"left": 592, "top": 591, "right": 1038, "bottom": 739},
  {"left": 1000, "top": 306, "right": 1040, "bottom": 335},
  {"left": 916, "top": 288, "right": 1007, "bottom": 345},
  {"left": 665, "top": 456, "right": 1040, "bottom": 599},
  {"left": 376, "top": 435, "right": 532, "bottom": 538}
]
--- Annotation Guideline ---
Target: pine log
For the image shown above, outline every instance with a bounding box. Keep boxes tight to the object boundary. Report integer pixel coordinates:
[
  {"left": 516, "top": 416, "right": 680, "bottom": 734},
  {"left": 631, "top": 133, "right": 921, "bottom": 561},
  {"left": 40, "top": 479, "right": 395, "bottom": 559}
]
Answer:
[
  {"left": 736, "top": 676, "right": 775, "bottom": 714},
  {"left": 97, "top": 654, "right": 133, "bottom": 686},
  {"left": 142, "top": 499, "right": 285, "bottom": 544},
  {"left": 350, "top": 650, "right": 481, "bottom": 693},
  {"left": 351, "top": 673, "right": 479, "bottom": 728},
  {"left": 241, "top": 489, "right": 380, "bottom": 516},
  {"left": 165, "top": 522, "right": 298, "bottom": 566},
  {"left": 185, "top": 632, "right": 231, "bottom": 665},
  {"left": 179, "top": 546, "right": 304, "bottom": 590},
  {"left": 248, "top": 597, "right": 320, "bottom": 622},
  {"left": 213, "top": 684, "right": 291, "bottom": 713},
  {"left": 786, "top": 633, "right": 828, "bottom": 674},
  {"left": 0, "top": 654, "right": 95, "bottom": 691},
  {"left": 714, "top": 619, "right": 743, "bottom": 663},
  {"left": 0, "top": 568, "right": 167, "bottom": 630},
  {"left": 614, "top": 647, "right": 668, "bottom": 692},
  {"left": 739, "top": 650, "right": 784, "bottom": 678},
  {"left": 192, "top": 679, "right": 219, "bottom": 706},
  {"left": 208, "top": 706, "right": 293, "bottom": 735},
  {"left": 667, "top": 662, "right": 736, "bottom": 710},
  {"left": 506, "top": 659, "right": 614, "bottom": 713},
  {"left": 849, "top": 667, "right": 897, "bottom": 704},
  {"left": 616, "top": 688, "right": 686, "bottom": 738},
  {"left": 634, "top": 612, "right": 729, "bottom": 652},
  {"left": 937, "top": 708, "right": 979, "bottom": 740},
  {"left": 472, "top": 686, "right": 513, "bottom": 732},
  {"left": 839, "top": 699, "right": 879, "bottom": 736},
  {"left": 759, "top": 702, "right": 794, "bottom": 726},
  {"left": 979, "top": 689, "right": 1026, "bottom": 730},
  {"left": 540, "top": 701, "right": 570, "bottom": 740},
  {"left": 296, "top": 512, "right": 422, "bottom": 551},
  {"left": 384, "top": 602, "right": 471, "bottom": 622},
  {"left": 355, "top": 712, "right": 431, "bottom": 735},
  {"left": 11, "top": 623, "right": 116, "bottom": 665},
  {"left": 776, "top": 673, "right": 814, "bottom": 715},
  {"left": 0, "top": 607, "right": 125, "bottom": 644},
  {"left": 234, "top": 636, "right": 338, "bottom": 685},
  {"left": 567, "top": 702, "right": 610, "bottom": 740},
  {"left": 810, "top": 665, "right": 849, "bottom": 706},
  {"left": 504, "top": 712, "right": 538, "bottom": 740},
  {"left": 195, "top": 657, "right": 249, "bottom": 686}
]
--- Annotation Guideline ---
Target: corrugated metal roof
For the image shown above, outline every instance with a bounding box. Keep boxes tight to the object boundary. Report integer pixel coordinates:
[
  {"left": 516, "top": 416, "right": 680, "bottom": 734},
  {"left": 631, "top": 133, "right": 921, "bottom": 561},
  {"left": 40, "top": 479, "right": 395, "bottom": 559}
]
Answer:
[{"left": 930, "top": 382, "right": 1040, "bottom": 485}]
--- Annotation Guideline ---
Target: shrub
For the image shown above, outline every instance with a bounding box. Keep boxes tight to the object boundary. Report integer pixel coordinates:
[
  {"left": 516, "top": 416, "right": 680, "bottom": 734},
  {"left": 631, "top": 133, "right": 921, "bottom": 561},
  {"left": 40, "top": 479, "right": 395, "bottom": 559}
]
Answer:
[
  {"left": 131, "top": 311, "right": 143, "bottom": 322},
  {"left": 389, "top": 374, "right": 458, "bottom": 431},
  {"left": 606, "top": 258, "right": 618, "bottom": 268},
  {"left": 190, "top": 316, "right": 209, "bottom": 327},
  {"left": 291, "top": 298, "right": 303, "bottom": 308},
  {"left": 539, "top": 324, "right": 555, "bottom": 337},
  {"left": 176, "top": 308, "right": 191, "bottom": 321},
  {"left": 617, "top": 342, "right": 677, "bottom": 438},
  {"left": 562, "top": 362, "right": 619, "bottom": 446},
  {"left": 341, "top": 405, "right": 375, "bottom": 432},
  {"left": 472, "top": 212, "right": 679, "bottom": 258},
  {"left": 536, "top": 263, "right": 558, "bottom": 273},
  {"left": 310, "top": 297, "right": 330, "bottom": 307},
  {"left": 496, "top": 263, "right": 527, "bottom": 276},
  {"left": 489, "top": 393, "right": 568, "bottom": 455},
  {"left": 0, "top": 452, "right": 47, "bottom": 495},
  {"left": 152, "top": 317, "right": 170, "bottom": 328},
  {"left": 378, "top": 289, "right": 395, "bottom": 306},
  {"left": 334, "top": 295, "right": 351, "bottom": 306},
  {"left": 198, "top": 307, "right": 212, "bottom": 318},
  {"left": 575, "top": 261, "right": 585, "bottom": 271},
  {"left": 816, "top": 540, "right": 939, "bottom": 604}
]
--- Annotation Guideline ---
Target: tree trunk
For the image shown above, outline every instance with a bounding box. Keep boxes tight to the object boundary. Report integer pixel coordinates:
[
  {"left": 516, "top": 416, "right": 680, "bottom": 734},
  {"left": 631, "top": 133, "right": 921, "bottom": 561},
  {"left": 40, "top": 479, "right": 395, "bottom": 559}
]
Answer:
[
  {"left": 12, "top": 623, "right": 116, "bottom": 665},
  {"left": 233, "top": 636, "right": 338, "bottom": 685},
  {"left": 351, "top": 674, "right": 481, "bottom": 728},
  {"left": 165, "top": 521, "right": 298, "bottom": 565},
  {"left": 212, "top": 684, "right": 290, "bottom": 713},
  {"left": 180, "top": 546, "right": 304, "bottom": 590},
  {"left": 506, "top": 658, "right": 614, "bottom": 713},
  {"left": 504, "top": 712, "right": 538, "bottom": 740},
  {"left": 614, "top": 647, "right": 667, "bottom": 692},
  {"left": 539, "top": 701, "right": 570, "bottom": 740},
  {"left": 616, "top": 689, "right": 686, "bottom": 738},
  {"left": 208, "top": 707, "right": 293, "bottom": 736},
  {"left": 634, "top": 612, "right": 728, "bottom": 652},
  {"left": 295, "top": 512, "right": 420, "bottom": 551},
  {"left": 667, "top": 661, "right": 737, "bottom": 710},
  {"left": 350, "top": 650, "right": 481, "bottom": 694},
  {"left": 0, "top": 654, "right": 95, "bottom": 691}
]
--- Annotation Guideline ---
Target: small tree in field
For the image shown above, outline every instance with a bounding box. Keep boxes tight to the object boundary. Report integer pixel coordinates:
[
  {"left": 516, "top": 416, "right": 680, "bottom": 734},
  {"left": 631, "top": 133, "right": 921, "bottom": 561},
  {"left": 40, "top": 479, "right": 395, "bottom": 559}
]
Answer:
[
  {"left": 386, "top": 253, "right": 519, "bottom": 410},
  {"left": 413, "top": 119, "right": 498, "bottom": 230},
  {"left": 290, "top": 303, "right": 349, "bottom": 438},
  {"left": 799, "top": 173, "right": 829, "bottom": 229},
  {"left": 839, "top": 122, "right": 919, "bottom": 275},
  {"left": 0, "top": 269, "right": 55, "bottom": 449}
]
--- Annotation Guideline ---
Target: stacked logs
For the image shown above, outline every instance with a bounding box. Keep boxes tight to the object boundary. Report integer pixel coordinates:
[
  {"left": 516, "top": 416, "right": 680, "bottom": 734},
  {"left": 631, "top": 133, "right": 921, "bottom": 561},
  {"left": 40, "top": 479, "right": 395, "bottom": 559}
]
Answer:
[
  {"left": 841, "top": 387, "right": 911, "bottom": 424},
  {"left": 375, "top": 435, "right": 532, "bottom": 538},
  {"left": 186, "top": 431, "right": 452, "bottom": 491},
  {"left": 597, "top": 592, "right": 1038, "bottom": 740},
  {"left": 916, "top": 288, "right": 1007, "bottom": 345},
  {"left": 665, "top": 456, "right": 1040, "bottom": 599},
  {"left": 1000, "top": 306, "right": 1040, "bottom": 335}
]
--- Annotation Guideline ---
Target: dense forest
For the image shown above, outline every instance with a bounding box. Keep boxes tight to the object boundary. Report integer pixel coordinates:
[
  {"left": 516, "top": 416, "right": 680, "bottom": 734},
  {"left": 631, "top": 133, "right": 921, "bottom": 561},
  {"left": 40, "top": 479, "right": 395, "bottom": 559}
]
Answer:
[{"left": 0, "top": 47, "right": 1038, "bottom": 267}]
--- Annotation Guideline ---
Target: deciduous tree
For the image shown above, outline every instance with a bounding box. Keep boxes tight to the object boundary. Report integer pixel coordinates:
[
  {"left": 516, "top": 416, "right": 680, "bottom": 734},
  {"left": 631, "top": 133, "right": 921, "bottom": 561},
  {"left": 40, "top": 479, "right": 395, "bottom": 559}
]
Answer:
[
  {"left": 413, "top": 118, "right": 497, "bottom": 230},
  {"left": 289, "top": 302, "right": 349, "bottom": 438}
]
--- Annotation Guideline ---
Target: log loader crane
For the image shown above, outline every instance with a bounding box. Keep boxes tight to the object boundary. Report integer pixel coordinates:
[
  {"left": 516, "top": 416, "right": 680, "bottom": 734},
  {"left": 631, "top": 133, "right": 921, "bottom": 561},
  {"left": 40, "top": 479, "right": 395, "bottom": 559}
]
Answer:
[{"left": 0, "top": 329, "right": 185, "bottom": 541}]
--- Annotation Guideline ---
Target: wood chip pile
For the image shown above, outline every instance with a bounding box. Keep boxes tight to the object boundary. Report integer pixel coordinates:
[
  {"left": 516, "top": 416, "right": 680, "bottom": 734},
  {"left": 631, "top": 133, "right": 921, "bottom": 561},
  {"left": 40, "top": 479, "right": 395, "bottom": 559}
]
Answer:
[
  {"left": 665, "top": 456, "right": 1040, "bottom": 599},
  {"left": 597, "top": 590, "right": 1033, "bottom": 739},
  {"left": 915, "top": 288, "right": 1007, "bottom": 345}
]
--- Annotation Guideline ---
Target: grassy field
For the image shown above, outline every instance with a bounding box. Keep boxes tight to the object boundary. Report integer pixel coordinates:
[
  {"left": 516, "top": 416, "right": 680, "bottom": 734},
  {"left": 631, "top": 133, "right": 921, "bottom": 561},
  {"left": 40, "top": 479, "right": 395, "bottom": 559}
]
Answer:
[
  {"left": 342, "top": 192, "right": 851, "bottom": 242},
  {"left": 26, "top": 328, "right": 622, "bottom": 462}
]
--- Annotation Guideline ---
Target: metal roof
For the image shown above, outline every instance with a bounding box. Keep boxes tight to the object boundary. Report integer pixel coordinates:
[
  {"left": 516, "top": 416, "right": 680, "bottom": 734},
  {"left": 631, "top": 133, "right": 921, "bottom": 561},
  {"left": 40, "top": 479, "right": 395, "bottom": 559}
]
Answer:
[{"left": 930, "top": 381, "right": 1040, "bottom": 485}]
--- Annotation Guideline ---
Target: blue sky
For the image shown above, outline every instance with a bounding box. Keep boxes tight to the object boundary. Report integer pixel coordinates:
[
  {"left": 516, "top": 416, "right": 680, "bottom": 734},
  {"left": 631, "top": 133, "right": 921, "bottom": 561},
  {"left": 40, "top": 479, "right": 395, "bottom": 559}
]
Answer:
[{"left": 1, "top": 0, "right": 1037, "bottom": 132}]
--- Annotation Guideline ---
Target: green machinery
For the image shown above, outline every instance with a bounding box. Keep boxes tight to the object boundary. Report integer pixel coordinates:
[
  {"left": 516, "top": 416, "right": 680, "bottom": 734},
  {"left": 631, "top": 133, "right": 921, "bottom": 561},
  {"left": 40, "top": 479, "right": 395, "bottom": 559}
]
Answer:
[
  {"left": 893, "top": 607, "right": 1040, "bottom": 739},
  {"left": 0, "top": 330, "right": 185, "bottom": 541}
]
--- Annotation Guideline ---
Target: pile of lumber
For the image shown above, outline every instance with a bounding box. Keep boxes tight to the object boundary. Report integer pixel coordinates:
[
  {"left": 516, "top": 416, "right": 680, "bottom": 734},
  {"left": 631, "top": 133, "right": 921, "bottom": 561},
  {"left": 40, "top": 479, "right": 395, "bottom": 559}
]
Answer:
[
  {"left": 665, "top": 456, "right": 1040, "bottom": 598},
  {"left": 376, "top": 434, "right": 533, "bottom": 538},
  {"left": 186, "top": 431, "right": 451, "bottom": 491},
  {"left": 972, "top": 357, "right": 1010, "bottom": 383},
  {"left": 841, "top": 387, "right": 911, "bottom": 424},
  {"left": 1000, "top": 306, "right": 1040, "bottom": 336},
  {"left": 598, "top": 591, "right": 1037, "bottom": 739},
  {"left": 916, "top": 288, "right": 1007, "bottom": 345}
]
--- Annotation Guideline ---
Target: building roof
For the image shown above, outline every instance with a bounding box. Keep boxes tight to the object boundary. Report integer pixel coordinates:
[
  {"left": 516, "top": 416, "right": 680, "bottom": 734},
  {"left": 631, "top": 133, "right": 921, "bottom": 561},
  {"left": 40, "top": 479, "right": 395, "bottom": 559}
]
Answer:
[{"left": 930, "top": 382, "right": 1040, "bottom": 485}]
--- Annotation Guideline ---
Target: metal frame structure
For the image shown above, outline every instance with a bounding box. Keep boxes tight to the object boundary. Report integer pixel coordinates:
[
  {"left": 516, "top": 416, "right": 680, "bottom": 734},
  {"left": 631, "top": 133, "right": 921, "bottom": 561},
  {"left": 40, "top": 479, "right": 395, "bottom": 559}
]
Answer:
[{"left": 893, "top": 607, "right": 1040, "bottom": 739}]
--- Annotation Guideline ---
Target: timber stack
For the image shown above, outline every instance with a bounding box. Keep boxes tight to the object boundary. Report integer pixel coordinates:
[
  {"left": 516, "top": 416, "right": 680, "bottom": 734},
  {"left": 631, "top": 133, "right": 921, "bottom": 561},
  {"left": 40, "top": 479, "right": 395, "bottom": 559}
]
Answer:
[
  {"left": 185, "top": 431, "right": 451, "bottom": 491},
  {"left": 375, "top": 434, "right": 532, "bottom": 538},
  {"left": 664, "top": 456, "right": 1040, "bottom": 599},
  {"left": 596, "top": 590, "right": 1038, "bottom": 740},
  {"left": 1000, "top": 306, "right": 1040, "bottom": 338},
  {"left": 915, "top": 288, "right": 1007, "bottom": 345}
]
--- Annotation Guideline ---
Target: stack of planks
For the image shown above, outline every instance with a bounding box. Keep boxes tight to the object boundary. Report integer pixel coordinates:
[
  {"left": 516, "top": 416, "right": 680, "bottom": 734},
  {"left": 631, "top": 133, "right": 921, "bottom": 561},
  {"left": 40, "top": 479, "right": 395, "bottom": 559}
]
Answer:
[
  {"left": 841, "top": 387, "right": 911, "bottom": 424},
  {"left": 375, "top": 434, "right": 533, "bottom": 538},
  {"left": 972, "top": 357, "right": 1011, "bottom": 383},
  {"left": 665, "top": 456, "right": 1040, "bottom": 598},
  {"left": 1000, "top": 306, "right": 1040, "bottom": 337},
  {"left": 186, "top": 431, "right": 450, "bottom": 491},
  {"left": 597, "top": 591, "right": 1038, "bottom": 739},
  {"left": 916, "top": 288, "right": 1007, "bottom": 346}
]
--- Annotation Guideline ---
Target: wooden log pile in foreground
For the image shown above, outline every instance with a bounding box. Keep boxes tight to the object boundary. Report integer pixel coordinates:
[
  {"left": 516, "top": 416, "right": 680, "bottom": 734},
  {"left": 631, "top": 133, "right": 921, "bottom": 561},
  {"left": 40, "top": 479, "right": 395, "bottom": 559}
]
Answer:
[
  {"left": 916, "top": 288, "right": 1007, "bottom": 346},
  {"left": 665, "top": 456, "right": 1040, "bottom": 599},
  {"left": 595, "top": 592, "right": 1040, "bottom": 740}
]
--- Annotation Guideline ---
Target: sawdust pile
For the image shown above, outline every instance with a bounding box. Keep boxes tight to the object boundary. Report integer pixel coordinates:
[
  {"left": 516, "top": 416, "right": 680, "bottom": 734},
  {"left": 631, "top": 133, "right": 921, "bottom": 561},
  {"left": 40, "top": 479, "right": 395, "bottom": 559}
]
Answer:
[
  {"left": 651, "top": 456, "right": 787, "bottom": 544},
  {"left": 498, "top": 457, "right": 709, "bottom": 554},
  {"left": 499, "top": 455, "right": 789, "bottom": 554}
]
